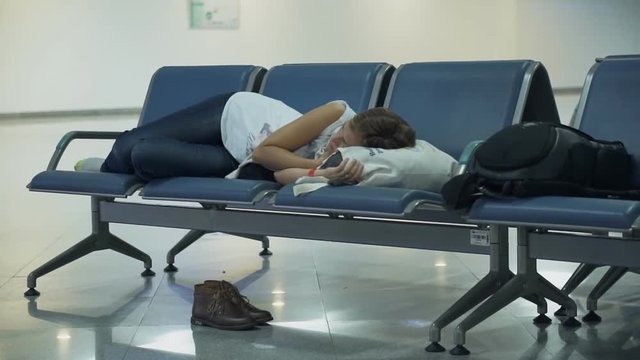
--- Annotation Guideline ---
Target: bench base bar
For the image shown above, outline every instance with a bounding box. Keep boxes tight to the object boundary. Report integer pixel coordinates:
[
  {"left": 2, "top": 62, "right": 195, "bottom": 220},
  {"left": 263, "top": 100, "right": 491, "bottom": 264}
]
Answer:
[
  {"left": 529, "top": 232, "right": 640, "bottom": 268},
  {"left": 100, "top": 201, "right": 490, "bottom": 255}
]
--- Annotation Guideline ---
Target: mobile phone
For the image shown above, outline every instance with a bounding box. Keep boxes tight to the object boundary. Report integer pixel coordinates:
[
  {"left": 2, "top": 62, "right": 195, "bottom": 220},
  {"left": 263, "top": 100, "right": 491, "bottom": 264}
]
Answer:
[{"left": 320, "top": 151, "right": 343, "bottom": 169}]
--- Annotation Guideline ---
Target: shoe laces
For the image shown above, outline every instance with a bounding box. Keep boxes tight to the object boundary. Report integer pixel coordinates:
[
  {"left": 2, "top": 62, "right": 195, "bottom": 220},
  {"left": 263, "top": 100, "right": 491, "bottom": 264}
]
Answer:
[
  {"left": 221, "top": 281, "right": 252, "bottom": 305},
  {"left": 206, "top": 287, "right": 237, "bottom": 315}
]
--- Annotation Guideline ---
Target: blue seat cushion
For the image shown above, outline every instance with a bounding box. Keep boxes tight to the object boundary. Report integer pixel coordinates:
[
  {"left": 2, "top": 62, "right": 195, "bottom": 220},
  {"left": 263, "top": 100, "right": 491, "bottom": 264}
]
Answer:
[
  {"left": 468, "top": 196, "right": 640, "bottom": 230},
  {"left": 141, "top": 177, "right": 279, "bottom": 204},
  {"left": 28, "top": 171, "right": 142, "bottom": 197},
  {"left": 274, "top": 185, "right": 441, "bottom": 215}
]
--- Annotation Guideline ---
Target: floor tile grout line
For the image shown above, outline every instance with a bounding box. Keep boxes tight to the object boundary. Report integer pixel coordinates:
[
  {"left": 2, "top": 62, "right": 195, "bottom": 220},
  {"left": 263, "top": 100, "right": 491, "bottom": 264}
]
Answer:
[
  {"left": 120, "top": 271, "right": 168, "bottom": 360},
  {"left": 453, "top": 252, "right": 487, "bottom": 282},
  {"left": 311, "top": 243, "right": 339, "bottom": 360},
  {"left": 11, "top": 216, "right": 88, "bottom": 281},
  {"left": 135, "top": 270, "right": 167, "bottom": 327}
]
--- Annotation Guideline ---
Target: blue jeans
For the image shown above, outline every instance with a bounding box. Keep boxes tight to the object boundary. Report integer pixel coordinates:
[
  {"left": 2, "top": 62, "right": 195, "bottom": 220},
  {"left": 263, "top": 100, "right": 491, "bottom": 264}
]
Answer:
[{"left": 102, "top": 93, "right": 239, "bottom": 181}]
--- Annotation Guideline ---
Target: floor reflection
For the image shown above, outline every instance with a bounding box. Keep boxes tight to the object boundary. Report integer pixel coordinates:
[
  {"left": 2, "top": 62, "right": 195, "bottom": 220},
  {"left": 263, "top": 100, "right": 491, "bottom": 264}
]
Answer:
[{"left": 518, "top": 305, "right": 640, "bottom": 360}]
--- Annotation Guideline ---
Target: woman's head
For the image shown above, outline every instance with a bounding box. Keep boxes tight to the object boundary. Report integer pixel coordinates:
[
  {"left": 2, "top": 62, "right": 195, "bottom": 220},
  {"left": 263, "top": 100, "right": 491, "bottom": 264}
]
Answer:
[{"left": 347, "top": 107, "right": 416, "bottom": 149}]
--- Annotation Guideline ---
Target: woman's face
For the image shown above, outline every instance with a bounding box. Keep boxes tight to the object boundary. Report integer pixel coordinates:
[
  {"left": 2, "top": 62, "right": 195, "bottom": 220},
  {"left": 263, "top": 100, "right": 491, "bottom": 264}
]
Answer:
[{"left": 329, "top": 121, "right": 363, "bottom": 149}]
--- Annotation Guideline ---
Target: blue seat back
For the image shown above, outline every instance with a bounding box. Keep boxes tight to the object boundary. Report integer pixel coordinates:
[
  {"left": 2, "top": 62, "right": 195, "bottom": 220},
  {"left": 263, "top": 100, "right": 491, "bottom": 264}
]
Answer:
[
  {"left": 384, "top": 61, "right": 559, "bottom": 159},
  {"left": 573, "top": 58, "right": 640, "bottom": 187},
  {"left": 259, "top": 63, "right": 394, "bottom": 113},
  {"left": 599, "top": 54, "right": 640, "bottom": 61},
  {"left": 138, "top": 65, "right": 266, "bottom": 126}
]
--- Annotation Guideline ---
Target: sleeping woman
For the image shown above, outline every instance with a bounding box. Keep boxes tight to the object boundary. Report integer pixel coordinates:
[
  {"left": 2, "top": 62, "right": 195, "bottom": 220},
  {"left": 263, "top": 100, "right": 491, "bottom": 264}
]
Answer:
[{"left": 100, "top": 92, "right": 417, "bottom": 185}]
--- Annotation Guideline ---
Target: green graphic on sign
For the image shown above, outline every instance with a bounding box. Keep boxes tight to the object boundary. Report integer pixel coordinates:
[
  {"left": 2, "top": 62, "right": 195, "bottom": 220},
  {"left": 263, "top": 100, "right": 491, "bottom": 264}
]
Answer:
[{"left": 190, "top": 0, "right": 239, "bottom": 29}]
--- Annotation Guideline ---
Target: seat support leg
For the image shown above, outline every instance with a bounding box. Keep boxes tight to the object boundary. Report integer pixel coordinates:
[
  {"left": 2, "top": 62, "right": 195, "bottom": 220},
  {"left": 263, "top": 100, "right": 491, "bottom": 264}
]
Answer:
[
  {"left": 427, "top": 226, "right": 512, "bottom": 353},
  {"left": 583, "top": 266, "right": 628, "bottom": 323},
  {"left": 164, "top": 229, "right": 208, "bottom": 272},
  {"left": 555, "top": 262, "right": 599, "bottom": 316},
  {"left": 561, "top": 263, "right": 599, "bottom": 294},
  {"left": 25, "top": 197, "right": 154, "bottom": 297},
  {"left": 449, "top": 227, "right": 579, "bottom": 356},
  {"left": 451, "top": 275, "right": 526, "bottom": 355},
  {"left": 228, "top": 232, "right": 272, "bottom": 256},
  {"left": 165, "top": 230, "right": 272, "bottom": 272}
]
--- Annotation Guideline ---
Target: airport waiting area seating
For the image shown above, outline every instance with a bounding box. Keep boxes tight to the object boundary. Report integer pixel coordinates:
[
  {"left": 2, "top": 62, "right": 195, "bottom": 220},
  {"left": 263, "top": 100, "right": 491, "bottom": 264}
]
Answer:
[
  {"left": 463, "top": 57, "right": 640, "bottom": 354},
  {"left": 26, "top": 64, "right": 268, "bottom": 289},
  {"left": 541, "top": 54, "right": 640, "bottom": 325},
  {"left": 28, "top": 59, "right": 560, "bottom": 353},
  {"left": 146, "top": 62, "right": 396, "bottom": 267}
]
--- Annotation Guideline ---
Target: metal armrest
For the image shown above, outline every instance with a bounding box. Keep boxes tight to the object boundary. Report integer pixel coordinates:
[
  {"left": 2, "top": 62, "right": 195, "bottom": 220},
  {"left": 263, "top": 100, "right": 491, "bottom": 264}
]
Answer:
[
  {"left": 452, "top": 140, "right": 483, "bottom": 176},
  {"left": 47, "top": 130, "right": 123, "bottom": 170}
]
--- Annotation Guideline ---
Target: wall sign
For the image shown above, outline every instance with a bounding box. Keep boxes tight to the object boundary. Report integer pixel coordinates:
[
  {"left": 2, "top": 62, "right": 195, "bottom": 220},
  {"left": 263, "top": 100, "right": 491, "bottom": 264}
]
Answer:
[{"left": 190, "top": 0, "right": 239, "bottom": 29}]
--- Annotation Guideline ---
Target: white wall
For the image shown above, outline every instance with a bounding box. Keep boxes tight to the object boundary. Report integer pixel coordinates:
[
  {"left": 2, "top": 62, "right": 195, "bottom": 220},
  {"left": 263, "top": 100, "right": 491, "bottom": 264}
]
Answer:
[
  {"left": 515, "top": 0, "right": 640, "bottom": 88},
  {"left": 1, "top": 0, "right": 639, "bottom": 116}
]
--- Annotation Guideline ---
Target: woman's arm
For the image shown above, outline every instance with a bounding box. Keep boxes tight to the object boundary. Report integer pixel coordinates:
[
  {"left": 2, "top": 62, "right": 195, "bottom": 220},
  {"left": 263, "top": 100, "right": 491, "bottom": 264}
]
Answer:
[
  {"left": 252, "top": 101, "right": 346, "bottom": 171},
  {"left": 273, "top": 168, "right": 311, "bottom": 185},
  {"left": 274, "top": 158, "right": 364, "bottom": 185}
]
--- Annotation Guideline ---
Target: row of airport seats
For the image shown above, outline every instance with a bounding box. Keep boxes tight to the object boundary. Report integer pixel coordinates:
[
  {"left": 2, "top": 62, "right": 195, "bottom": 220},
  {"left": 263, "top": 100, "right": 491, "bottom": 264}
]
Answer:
[
  {"left": 545, "top": 55, "right": 640, "bottom": 325},
  {"left": 462, "top": 56, "right": 640, "bottom": 354},
  {"left": 27, "top": 58, "right": 605, "bottom": 355}
]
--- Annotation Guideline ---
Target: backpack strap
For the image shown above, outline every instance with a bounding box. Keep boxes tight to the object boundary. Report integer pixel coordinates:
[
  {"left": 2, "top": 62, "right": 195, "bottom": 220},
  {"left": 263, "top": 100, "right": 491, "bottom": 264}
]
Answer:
[{"left": 441, "top": 173, "right": 482, "bottom": 212}]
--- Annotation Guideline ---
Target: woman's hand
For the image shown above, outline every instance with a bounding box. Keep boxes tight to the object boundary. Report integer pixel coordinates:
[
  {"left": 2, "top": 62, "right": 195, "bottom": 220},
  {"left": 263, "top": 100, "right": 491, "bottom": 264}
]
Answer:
[
  {"left": 317, "top": 158, "right": 364, "bottom": 185},
  {"left": 314, "top": 149, "right": 334, "bottom": 167},
  {"left": 314, "top": 140, "right": 339, "bottom": 165}
]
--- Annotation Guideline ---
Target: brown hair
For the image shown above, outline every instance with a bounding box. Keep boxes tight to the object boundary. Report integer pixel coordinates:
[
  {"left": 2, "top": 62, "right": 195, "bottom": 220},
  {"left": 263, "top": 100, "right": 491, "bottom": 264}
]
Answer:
[{"left": 349, "top": 107, "right": 416, "bottom": 149}]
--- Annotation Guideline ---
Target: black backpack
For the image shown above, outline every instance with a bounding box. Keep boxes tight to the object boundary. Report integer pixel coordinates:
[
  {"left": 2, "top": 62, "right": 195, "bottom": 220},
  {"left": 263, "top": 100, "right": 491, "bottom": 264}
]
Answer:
[{"left": 442, "top": 122, "right": 639, "bottom": 212}]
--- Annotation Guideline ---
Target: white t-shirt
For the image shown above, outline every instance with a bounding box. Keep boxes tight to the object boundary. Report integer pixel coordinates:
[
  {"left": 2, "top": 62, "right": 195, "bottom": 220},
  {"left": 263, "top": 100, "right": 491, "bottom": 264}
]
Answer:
[{"left": 220, "top": 92, "right": 356, "bottom": 163}]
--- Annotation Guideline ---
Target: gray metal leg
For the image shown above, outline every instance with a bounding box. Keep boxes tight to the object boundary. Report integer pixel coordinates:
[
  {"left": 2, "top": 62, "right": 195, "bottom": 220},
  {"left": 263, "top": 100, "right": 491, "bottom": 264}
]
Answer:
[
  {"left": 164, "top": 230, "right": 207, "bottom": 272},
  {"left": 554, "top": 263, "right": 599, "bottom": 317},
  {"left": 165, "top": 230, "right": 272, "bottom": 272},
  {"left": 448, "top": 227, "right": 579, "bottom": 355},
  {"left": 581, "top": 266, "right": 628, "bottom": 323},
  {"left": 587, "top": 267, "right": 627, "bottom": 311},
  {"left": 453, "top": 275, "right": 526, "bottom": 348},
  {"left": 561, "top": 263, "right": 599, "bottom": 294},
  {"left": 450, "top": 271, "right": 577, "bottom": 355},
  {"left": 26, "top": 233, "right": 102, "bottom": 291},
  {"left": 426, "top": 226, "right": 513, "bottom": 353},
  {"left": 523, "top": 293, "right": 548, "bottom": 315},
  {"left": 228, "top": 232, "right": 272, "bottom": 256},
  {"left": 427, "top": 271, "right": 513, "bottom": 351},
  {"left": 25, "top": 197, "right": 154, "bottom": 297},
  {"left": 555, "top": 231, "right": 608, "bottom": 300},
  {"left": 536, "top": 275, "right": 576, "bottom": 315}
]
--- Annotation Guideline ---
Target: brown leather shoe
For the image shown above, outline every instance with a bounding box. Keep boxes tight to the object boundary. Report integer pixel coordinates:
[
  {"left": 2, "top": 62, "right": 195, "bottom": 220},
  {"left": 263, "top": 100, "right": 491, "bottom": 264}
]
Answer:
[
  {"left": 204, "top": 280, "right": 273, "bottom": 324},
  {"left": 191, "top": 284, "right": 256, "bottom": 330}
]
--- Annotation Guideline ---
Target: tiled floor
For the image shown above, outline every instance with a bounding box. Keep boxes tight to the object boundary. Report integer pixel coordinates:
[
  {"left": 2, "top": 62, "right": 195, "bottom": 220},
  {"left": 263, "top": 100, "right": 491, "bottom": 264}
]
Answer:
[{"left": 1, "top": 114, "right": 639, "bottom": 359}]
